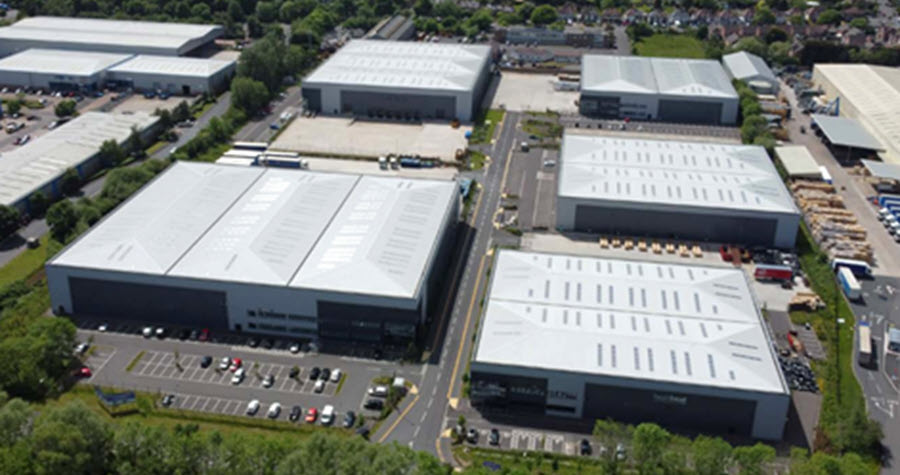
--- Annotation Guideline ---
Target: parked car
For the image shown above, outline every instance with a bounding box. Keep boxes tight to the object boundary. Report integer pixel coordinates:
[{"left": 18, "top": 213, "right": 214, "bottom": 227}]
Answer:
[
  {"left": 309, "top": 367, "right": 321, "bottom": 381},
  {"left": 368, "top": 385, "right": 389, "bottom": 397},
  {"left": 466, "top": 428, "right": 478, "bottom": 443},
  {"left": 75, "top": 342, "right": 89, "bottom": 354},
  {"left": 263, "top": 374, "right": 275, "bottom": 388},
  {"left": 343, "top": 410, "right": 356, "bottom": 428},
  {"left": 154, "top": 327, "right": 166, "bottom": 338},
  {"left": 200, "top": 356, "right": 212, "bottom": 368},
  {"left": 261, "top": 339, "right": 273, "bottom": 349},
  {"left": 198, "top": 328, "right": 209, "bottom": 341},
  {"left": 330, "top": 368, "right": 342, "bottom": 383},
  {"left": 97, "top": 322, "right": 108, "bottom": 332},
  {"left": 363, "top": 399, "right": 383, "bottom": 410},
  {"left": 267, "top": 402, "right": 281, "bottom": 419},
  {"left": 289, "top": 405, "right": 302, "bottom": 422},
  {"left": 219, "top": 357, "right": 231, "bottom": 370},
  {"left": 289, "top": 367, "right": 300, "bottom": 379},
  {"left": 247, "top": 337, "right": 259, "bottom": 348},
  {"left": 161, "top": 394, "right": 175, "bottom": 407},
  {"left": 246, "top": 399, "right": 260, "bottom": 415},
  {"left": 188, "top": 329, "right": 199, "bottom": 340},
  {"left": 178, "top": 328, "right": 190, "bottom": 340},
  {"left": 580, "top": 439, "right": 592, "bottom": 456},
  {"left": 489, "top": 429, "right": 500, "bottom": 446},
  {"left": 305, "top": 407, "right": 318, "bottom": 423},
  {"left": 289, "top": 342, "right": 301, "bottom": 354},
  {"left": 320, "top": 368, "right": 331, "bottom": 381},
  {"left": 314, "top": 379, "right": 325, "bottom": 393},
  {"left": 320, "top": 405, "right": 335, "bottom": 425},
  {"left": 76, "top": 366, "right": 92, "bottom": 378},
  {"left": 231, "top": 368, "right": 246, "bottom": 385},
  {"left": 142, "top": 326, "right": 153, "bottom": 338},
  {"left": 229, "top": 358, "right": 242, "bottom": 372}
]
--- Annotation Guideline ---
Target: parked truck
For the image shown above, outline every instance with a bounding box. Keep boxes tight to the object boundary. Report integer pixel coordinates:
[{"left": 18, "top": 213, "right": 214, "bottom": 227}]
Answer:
[
  {"left": 754, "top": 264, "right": 793, "bottom": 282},
  {"left": 830, "top": 258, "right": 872, "bottom": 278},
  {"left": 838, "top": 266, "right": 862, "bottom": 300}
]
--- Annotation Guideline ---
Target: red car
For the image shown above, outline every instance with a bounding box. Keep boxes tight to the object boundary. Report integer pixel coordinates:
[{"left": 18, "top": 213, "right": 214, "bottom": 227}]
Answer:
[
  {"left": 76, "top": 367, "right": 92, "bottom": 378},
  {"left": 305, "top": 407, "right": 318, "bottom": 423},
  {"left": 229, "top": 358, "right": 243, "bottom": 372},
  {"left": 199, "top": 328, "right": 210, "bottom": 342}
]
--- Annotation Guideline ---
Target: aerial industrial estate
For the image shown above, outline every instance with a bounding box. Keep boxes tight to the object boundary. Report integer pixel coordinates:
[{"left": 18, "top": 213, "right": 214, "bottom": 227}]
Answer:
[{"left": 0, "top": 4, "right": 895, "bottom": 473}]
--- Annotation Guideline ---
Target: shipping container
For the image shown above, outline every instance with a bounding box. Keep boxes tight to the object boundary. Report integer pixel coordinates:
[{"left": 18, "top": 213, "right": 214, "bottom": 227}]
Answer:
[{"left": 754, "top": 264, "right": 793, "bottom": 281}]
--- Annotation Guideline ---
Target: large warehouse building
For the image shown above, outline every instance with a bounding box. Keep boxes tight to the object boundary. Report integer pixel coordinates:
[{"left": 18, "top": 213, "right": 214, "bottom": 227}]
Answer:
[
  {"left": 580, "top": 55, "right": 738, "bottom": 125},
  {"left": 0, "top": 49, "right": 131, "bottom": 91},
  {"left": 47, "top": 162, "right": 459, "bottom": 344},
  {"left": 0, "top": 111, "right": 158, "bottom": 212},
  {"left": 812, "top": 63, "right": 900, "bottom": 164},
  {"left": 0, "top": 16, "right": 223, "bottom": 57},
  {"left": 107, "top": 55, "right": 236, "bottom": 95},
  {"left": 470, "top": 250, "right": 791, "bottom": 440},
  {"left": 301, "top": 40, "right": 492, "bottom": 122},
  {"left": 556, "top": 134, "right": 800, "bottom": 248}
]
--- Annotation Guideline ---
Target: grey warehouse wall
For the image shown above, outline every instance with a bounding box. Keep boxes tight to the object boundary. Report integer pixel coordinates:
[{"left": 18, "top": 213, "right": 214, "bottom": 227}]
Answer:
[{"left": 339, "top": 90, "right": 456, "bottom": 120}]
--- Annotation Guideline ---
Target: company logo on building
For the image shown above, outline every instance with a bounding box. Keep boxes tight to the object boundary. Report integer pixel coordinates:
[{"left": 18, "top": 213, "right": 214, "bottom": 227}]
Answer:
[
  {"left": 653, "top": 393, "right": 687, "bottom": 406},
  {"left": 510, "top": 386, "right": 545, "bottom": 398},
  {"left": 548, "top": 389, "right": 578, "bottom": 401}
]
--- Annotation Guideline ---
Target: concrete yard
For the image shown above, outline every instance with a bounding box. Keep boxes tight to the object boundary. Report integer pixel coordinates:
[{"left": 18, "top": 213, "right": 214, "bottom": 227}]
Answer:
[
  {"left": 110, "top": 95, "right": 184, "bottom": 114},
  {"left": 492, "top": 72, "right": 579, "bottom": 113},
  {"left": 268, "top": 116, "right": 470, "bottom": 163}
]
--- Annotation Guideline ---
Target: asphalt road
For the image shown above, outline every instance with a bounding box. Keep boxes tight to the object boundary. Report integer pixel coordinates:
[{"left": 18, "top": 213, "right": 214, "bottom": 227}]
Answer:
[
  {"left": 0, "top": 93, "right": 231, "bottom": 268},
  {"left": 378, "top": 112, "right": 520, "bottom": 460},
  {"left": 233, "top": 86, "right": 303, "bottom": 143}
]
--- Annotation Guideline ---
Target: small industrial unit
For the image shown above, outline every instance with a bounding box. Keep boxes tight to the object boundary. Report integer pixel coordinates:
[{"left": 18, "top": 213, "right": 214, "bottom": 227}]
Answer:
[
  {"left": 579, "top": 55, "right": 738, "bottom": 125},
  {"left": 470, "top": 250, "right": 791, "bottom": 440},
  {"left": 0, "top": 49, "right": 131, "bottom": 91},
  {"left": 0, "top": 49, "right": 235, "bottom": 94},
  {"left": 47, "top": 162, "right": 459, "bottom": 344},
  {"left": 0, "top": 112, "right": 159, "bottom": 212},
  {"left": 722, "top": 51, "right": 779, "bottom": 94},
  {"left": 0, "top": 16, "right": 223, "bottom": 57},
  {"left": 556, "top": 133, "right": 800, "bottom": 248},
  {"left": 301, "top": 40, "right": 492, "bottom": 122},
  {"left": 107, "top": 55, "right": 236, "bottom": 95}
]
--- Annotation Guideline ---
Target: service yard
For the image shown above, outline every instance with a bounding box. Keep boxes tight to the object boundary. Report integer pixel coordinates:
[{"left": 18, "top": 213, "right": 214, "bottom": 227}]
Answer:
[
  {"left": 491, "top": 72, "right": 579, "bottom": 113},
  {"left": 268, "top": 116, "right": 470, "bottom": 163}
]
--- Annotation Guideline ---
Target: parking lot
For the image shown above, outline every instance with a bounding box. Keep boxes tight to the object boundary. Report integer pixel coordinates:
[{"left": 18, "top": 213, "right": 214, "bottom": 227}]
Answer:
[{"left": 130, "top": 350, "right": 341, "bottom": 397}]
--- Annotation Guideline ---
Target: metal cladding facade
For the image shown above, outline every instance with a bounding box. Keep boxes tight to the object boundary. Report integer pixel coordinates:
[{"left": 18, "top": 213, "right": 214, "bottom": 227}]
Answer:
[
  {"left": 301, "top": 40, "right": 492, "bottom": 122},
  {"left": 470, "top": 250, "right": 791, "bottom": 440},
  {"left": 556, "top": 134, "right": 801, "bottom": 248},
  {"left": 579, "top": 55, "right": 739, "bottom": 125},
  {"left": 46, "top": 163, "right": 460, "bottom": 344}
]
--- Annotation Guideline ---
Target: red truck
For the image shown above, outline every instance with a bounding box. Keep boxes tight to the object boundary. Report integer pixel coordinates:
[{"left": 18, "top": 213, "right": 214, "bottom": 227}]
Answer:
[{"left": 754, "top": 264, "right": 793, "bottom": 281}]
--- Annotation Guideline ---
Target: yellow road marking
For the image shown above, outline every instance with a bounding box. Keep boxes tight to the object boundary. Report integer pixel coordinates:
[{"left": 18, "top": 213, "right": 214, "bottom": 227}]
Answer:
[{"left": 376, "top": 394, "right": 420, "bottom": 444}]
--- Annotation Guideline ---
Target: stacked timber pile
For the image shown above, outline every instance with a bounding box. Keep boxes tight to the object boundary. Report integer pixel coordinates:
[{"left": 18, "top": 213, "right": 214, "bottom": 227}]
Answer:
[{"left": 791, "top": 180, "right": 874, "bottom": 263}]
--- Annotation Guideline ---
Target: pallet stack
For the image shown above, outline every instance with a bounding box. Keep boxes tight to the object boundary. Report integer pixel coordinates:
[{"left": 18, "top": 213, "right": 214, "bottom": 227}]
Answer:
[{"left": 790, "top": 180, "right": 874, "bottom": 263}]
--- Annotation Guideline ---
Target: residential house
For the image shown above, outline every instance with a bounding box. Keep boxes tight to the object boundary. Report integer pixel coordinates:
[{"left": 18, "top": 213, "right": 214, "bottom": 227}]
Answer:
[
  {"left": 558, "top": 2, "right": 580, "bottom": 22},
  {"left": 601, "top": 8, "right": 621, "bottom": 24},
  {"left": 669, "top": 9, "right": 692, "bottom": 27},
  {"left": 647, "top": 10, "right": 667, "bottom": 27}
]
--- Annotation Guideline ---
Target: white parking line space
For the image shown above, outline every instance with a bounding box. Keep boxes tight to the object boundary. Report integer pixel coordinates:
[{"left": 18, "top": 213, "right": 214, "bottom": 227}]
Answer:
[
  {"left": 82, "top": 346, "right": 117, "bottom": 380},
  {"left": 130, "top": 350, "right": 341, "bottom": 396}
]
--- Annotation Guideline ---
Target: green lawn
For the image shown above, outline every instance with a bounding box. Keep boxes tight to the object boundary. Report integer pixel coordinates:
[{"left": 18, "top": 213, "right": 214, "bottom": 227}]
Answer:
[
  {"left": 469, "top": 109, "right": 505, "bottom": 144},
  {"left": 469, "top": 151, "right": 487, "bottom": 170},
  {"left": 0, "top": 234, "right": 50, "bottom": 288},
  {"left": 634, "top": 34, "right": 706, "bottom": 58}
]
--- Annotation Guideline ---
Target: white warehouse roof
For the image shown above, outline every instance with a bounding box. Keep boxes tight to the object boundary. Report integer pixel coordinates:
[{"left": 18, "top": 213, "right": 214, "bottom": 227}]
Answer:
[
  {"left": 0, "top": 111, "right": 158, "bottom": 207},
  {"left": 109, "top": 55, "right": 235, "bottom": 78},
  {"left": 558, "top": 133, "right": 798, "bottom": 215},
  {"left": 473, "top": 250, "right": 789, "bottom": 395},
  {"left": 581, "top": 55, "right": 737, "bottom": 99},
  {"left": 50, "top": 162, "right": 457, "bottom": 299},
  {"left": 0, "top": 16, "right": 222, "bottom": 55},
  {"left": 722, "top": 51, "right": 777, "bottom": 84},
  {"left": 0, "top": 48, "right": 132, "bottom": 76},
  {"left": 814, "top": 64, "right": 900, "bottom": 164},
  {"left": 303, "top": 39, "right": 491, "bottom": 92},
  {"left": 775, "top": 146, "right": 821, "bottom": 178}
]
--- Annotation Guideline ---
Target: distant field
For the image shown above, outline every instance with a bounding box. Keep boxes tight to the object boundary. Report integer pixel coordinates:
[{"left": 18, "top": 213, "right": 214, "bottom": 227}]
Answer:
[{"left": 634, "top": 34, "right": 706, "bottom": 59}]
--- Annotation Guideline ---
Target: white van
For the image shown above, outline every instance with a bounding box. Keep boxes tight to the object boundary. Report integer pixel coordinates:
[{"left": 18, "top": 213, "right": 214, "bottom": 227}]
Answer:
[{"left": 321, "top": 405, "right": 335, "bottom": 425}]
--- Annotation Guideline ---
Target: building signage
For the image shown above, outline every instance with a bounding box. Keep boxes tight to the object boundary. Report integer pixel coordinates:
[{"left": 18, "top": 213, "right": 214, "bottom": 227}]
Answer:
[
  {"left": 548, "top": 389, "right": 578, "bottom": 401},
  {"left": 653, "top": 393, "right": 687, "bottom": 406}
]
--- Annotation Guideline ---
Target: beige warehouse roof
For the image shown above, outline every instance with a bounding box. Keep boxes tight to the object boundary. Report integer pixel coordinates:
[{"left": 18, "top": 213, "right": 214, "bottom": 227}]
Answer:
[
  {"left": 775, "top": 146, "right": 821, "bottom": 178},
  {"left": 814, "top": 64, "right": 900, "bottom": 164}
]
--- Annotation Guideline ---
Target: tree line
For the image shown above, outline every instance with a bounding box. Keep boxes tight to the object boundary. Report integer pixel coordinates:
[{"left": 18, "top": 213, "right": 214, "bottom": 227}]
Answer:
[{"left": 0, "top": 392, "right": 448, "bottom": 475}]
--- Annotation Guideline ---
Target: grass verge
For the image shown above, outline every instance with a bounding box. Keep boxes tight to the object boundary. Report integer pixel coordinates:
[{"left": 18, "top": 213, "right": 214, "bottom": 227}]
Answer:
[
  {"left": 454, "top": 446, "right": 605, "bottom": 474},
  {"left": 469, "top": 151, "right": 487, "bottom": 170},
  {"left": 469, "top": 109, "right": 505, "bottom": 144},
  {"left": 634, "top": 34, "right": 706, "bottom": 58},
  {"left": 0, "top": 234, "right": 50, "bottom": 288},
  {"left": 125, "top": 351, "right": 145, "bottom": 373},
  {"left": 334, "top": 373, "right": 347, "bottom": 395}
]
